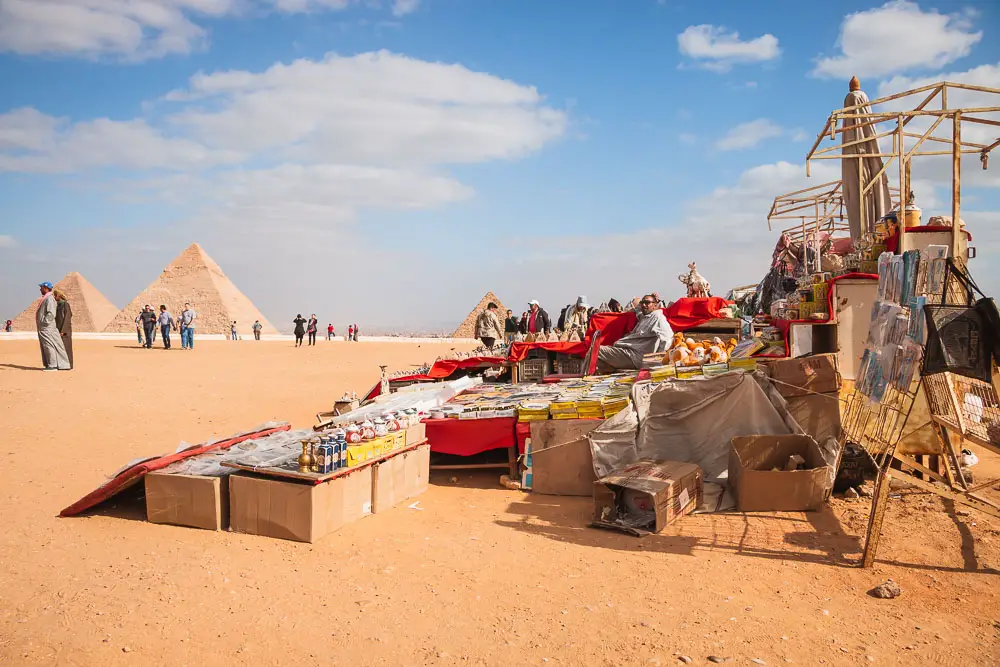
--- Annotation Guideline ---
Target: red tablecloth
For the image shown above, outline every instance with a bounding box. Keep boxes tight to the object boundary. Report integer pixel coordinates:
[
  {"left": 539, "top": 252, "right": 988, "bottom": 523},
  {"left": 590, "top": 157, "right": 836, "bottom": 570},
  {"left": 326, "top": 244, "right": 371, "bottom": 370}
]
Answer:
[{"left": 423, "top": 417, "right": 519, "bottom": 456}]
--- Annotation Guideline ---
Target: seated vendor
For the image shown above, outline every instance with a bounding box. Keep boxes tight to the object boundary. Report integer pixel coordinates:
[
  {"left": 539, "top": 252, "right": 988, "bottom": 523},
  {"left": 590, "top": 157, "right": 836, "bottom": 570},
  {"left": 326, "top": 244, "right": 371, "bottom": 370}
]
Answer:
[{"left": 596, "top": 294, "right": 672, "bottom": 372}]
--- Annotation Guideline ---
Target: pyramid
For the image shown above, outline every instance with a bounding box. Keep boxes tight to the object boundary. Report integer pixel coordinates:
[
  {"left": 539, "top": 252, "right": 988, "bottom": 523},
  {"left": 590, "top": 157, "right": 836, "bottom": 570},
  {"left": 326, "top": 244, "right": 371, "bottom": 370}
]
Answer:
[
  {"left": 452, "top": 291, "right": 509, "bottom": 338},
  {"left": 10, "top": 272, "right": 119, "bottom": 332},
  {"left": 103, "top": 243, "right": 278, "bottom": 335}
]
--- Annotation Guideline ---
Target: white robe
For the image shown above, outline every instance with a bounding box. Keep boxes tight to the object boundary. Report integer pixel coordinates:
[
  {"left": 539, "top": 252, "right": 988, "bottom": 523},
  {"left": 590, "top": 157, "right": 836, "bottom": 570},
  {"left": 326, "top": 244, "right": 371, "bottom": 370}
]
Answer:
[{"left": 36, "top": 292, "right": 70, "bottom": 370}]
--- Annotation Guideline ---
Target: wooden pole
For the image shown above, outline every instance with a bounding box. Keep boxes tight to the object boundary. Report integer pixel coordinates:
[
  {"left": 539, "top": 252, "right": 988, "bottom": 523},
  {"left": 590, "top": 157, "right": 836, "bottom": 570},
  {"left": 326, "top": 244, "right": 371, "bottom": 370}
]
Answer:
[
  {"left": 951, "top": 112, "right": 962, "bottom": 259},
  {"left": 898, "top": 115, "right": 906, "bottom": 251}
]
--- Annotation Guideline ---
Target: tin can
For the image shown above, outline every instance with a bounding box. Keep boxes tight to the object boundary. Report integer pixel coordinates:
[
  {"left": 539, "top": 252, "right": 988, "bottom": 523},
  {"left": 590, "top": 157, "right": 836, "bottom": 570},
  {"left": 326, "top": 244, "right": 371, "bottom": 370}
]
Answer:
[
  {"left": 330, "top": 438, "right": 341, "bottom": 471},
  {"left": 338, "top": 437, "right": 348, "bottom": 469}
]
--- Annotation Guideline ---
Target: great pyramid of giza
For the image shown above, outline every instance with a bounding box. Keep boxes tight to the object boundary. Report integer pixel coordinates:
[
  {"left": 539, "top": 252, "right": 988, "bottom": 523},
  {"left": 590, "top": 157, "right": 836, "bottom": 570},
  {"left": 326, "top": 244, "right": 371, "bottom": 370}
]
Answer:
[
  {"left": 10, "top": 272, "right": 119, "bottom": 332},
  {"left": 103, "top": 243, "right": 278, "bottom": 335},
  {"left": 452, "top": 291, "right": 509, "bottom": 338}
]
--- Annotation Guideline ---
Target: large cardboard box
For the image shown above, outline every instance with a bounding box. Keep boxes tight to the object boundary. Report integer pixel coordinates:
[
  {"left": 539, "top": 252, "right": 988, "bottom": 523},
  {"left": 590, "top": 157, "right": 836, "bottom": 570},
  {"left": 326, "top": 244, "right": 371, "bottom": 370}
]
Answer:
[
  {"left": 371, "top": 453, "right": 408, "bottom": 513},
  {"left": 785, "top": 392, "right": 843, "bottom": 444},
  {"left": 529, "top": 420, "right": 600, "bottom": 496},
  {"left": 229, "top": 467, "right": 372, "bottom": 543},
  {"left": 145, "top": 472, "right": 229, "bottom": 531},
  {"left": 729, "top": 435, "right": 832, "bottom": 512},
  {"left": 405, "top": 422, "right": 426, "bottom": 446},
  {"left": 764, "top": 353, "right": 841, "bottom": 397},
  {"left": 402, "top": 444, "right": 430, "bottom": 500},
  {"left": 592, "top": 460, "right": 702, "bottom": 534}
]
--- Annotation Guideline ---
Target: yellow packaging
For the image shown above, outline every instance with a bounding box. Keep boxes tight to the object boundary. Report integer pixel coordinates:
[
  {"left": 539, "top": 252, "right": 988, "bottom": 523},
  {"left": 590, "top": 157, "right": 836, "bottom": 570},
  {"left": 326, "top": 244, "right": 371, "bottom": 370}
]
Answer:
[
  {"left": 812, "top": 283, "right": 829, "bottom": 305},
  {"left": 374, "top": 435, "right": 395, "bottom": 457},
  {"left": 799, "top": 302, "right": 817, "bottom": 318},
  {"left": 392, "top": 431, "right": 405, "bottom": 450},
  {"left": 347, "top": 443, "right": 372, "bottom": 467},
  {"left": 860, "top": 260, "right": 878, "bottom": 274},
  {"left": 728, "top": 358, "right": 758, "bottom": 372}
]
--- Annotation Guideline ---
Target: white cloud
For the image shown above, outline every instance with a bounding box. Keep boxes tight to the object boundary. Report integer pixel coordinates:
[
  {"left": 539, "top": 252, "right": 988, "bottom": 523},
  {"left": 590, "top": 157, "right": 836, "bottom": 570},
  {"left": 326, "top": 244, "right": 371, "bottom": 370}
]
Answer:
[
  {"left": 677, "top": 24, "right": 780, "bottom": 73},
  {"left": 714, "top": 118, "right": 783, "bottom": 151},
  {"left": 812, "top": 1, "right": 981, "bottom": 79},
  {"left": 391, "top": 0, "right": 418, "bottom": 17},
  {"left": 0, "top": 235, "right": 16, "bottom": 249},
  {"left": 790, "top": 128, "right": 809, "bottom": 142},
  {"left": 678, "top": 133, "right": 697, "bottom": 145},
  {"left": 0, "top": 0, "right": 415, "bottom": 60}
]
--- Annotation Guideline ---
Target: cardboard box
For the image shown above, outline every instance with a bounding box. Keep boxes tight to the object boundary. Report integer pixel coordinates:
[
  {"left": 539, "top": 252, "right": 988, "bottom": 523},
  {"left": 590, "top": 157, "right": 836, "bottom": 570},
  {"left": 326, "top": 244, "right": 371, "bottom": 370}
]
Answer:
[
  {"left": 145, "top": 472, "right": 229, "bottom": 531},
  {"left": 729, "top": 435, "right": 832, "bottom": 512},
  {"left": 347, "top": 443, "right": 372, "bottom": 466},
  {"left": 529, "top": 420, "right": 600, "bottom": 496},
  {"left": 785, "top": 392, "right": 843, "bottom": 444},
  {"left": 764, "top": 353, "right": 841, "bottom": 397},
  {"left": 371, "top": 452, "right": 408, "bottom": 513},
  {"left": 592, "top": 460, "right": 703, "bottom": 534},
  {"left": 391, "top": 430, "right": 405, "bottom": 450},
  {"left": 812, "top": 283, "right": 829, "bottom": 305},
  {"left": 229, "top": 467, "right": 373, "bottom": 543},
  {"left": 405, "top": 422, "right": 426, "bottom": 446},
  {"left": 402, "top": 444, "right": 430, "bottom": 500}
]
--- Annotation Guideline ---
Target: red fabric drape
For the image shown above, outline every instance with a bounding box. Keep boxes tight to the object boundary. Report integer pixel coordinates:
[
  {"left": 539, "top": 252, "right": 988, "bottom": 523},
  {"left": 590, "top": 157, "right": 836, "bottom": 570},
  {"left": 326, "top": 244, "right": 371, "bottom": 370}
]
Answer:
[
  {"left": 507, "top": 310, "right": 640, "bottom": 363},
  {"left": 423, "top": 417, "right": 518, "bottom": 456},
  {"left": 364, "top": 356, "right": 506, "bottom": 400},
  {"left": 665, "top": 297, "right": 734, "bottom": 330}
]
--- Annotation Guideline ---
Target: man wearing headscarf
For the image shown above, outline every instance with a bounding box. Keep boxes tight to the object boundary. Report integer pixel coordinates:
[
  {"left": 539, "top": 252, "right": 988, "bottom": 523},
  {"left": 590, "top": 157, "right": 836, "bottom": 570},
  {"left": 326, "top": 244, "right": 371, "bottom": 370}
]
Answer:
[
  {"left": 35, "top": 282, "right": 70, "bottom": 371},
  {"left": 53, "top": 289, "right": 74, "bottom": 369}
]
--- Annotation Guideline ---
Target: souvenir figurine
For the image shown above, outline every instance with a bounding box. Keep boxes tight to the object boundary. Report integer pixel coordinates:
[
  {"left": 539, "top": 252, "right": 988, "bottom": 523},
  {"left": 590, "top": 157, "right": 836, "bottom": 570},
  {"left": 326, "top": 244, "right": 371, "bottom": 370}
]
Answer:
[{"left": 678, "top": 261, "right": 711, "bottom": 298}]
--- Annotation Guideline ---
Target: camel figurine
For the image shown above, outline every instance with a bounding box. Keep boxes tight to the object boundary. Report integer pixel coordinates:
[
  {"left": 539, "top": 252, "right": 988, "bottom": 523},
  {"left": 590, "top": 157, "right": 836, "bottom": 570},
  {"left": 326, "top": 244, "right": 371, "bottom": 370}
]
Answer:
[{"left": 678, "top": 262, "right": 711, "bottom": 298}]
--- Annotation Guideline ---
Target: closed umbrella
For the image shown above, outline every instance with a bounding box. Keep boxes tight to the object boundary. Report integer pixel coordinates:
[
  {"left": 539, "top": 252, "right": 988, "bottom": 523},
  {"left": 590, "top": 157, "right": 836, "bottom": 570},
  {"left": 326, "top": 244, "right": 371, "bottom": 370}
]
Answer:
[{"left": 841, "top": 76, "right": 891, "bottom": 240}]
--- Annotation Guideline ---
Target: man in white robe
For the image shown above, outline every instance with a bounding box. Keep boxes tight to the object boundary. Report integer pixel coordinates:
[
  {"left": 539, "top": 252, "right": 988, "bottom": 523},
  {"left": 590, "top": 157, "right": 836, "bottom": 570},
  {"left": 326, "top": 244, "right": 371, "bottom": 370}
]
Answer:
[{"left": 36, "top": 282, "right": 71, "bottom": 371}]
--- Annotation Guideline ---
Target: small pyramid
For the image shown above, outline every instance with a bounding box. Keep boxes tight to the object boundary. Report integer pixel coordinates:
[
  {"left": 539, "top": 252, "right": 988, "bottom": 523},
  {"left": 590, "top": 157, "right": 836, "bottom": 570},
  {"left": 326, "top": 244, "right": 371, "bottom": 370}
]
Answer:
[
  {"left": 452, "top": 291, "right": 509, "bottom": 338},
  {"left": 103, "top": 243, "right": 278, "bottom": 335},
  {"left": 10, "top": 272, "right": 119, "bottom": 332}
]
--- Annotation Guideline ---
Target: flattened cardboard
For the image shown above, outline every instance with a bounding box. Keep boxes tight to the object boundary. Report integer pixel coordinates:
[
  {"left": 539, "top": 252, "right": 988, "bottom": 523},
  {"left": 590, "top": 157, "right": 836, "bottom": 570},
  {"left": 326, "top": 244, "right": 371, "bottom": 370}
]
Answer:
[
  {"left": 372, "top": 453, "right": 407, "bottom": 513},
  {"left": 785, "top": 392, "right": 843, "bottom": 444},
  {"left": 145, "top": 472, "right": 229, "bottom": 531},
  {"left": 729, "top": 435, "right": 832, "bottom": 512},
  {"left": 593, "top": 460, "right": 703, "bottom": 534},
  {"left": 764, "top": 353, "right": 841, "bottom": 397},
  {"left": 229, "top": 467, "right": 372, "bottom": 543},
  {"left": 529, "top": 420, "right": 600, "bottom": 496}
]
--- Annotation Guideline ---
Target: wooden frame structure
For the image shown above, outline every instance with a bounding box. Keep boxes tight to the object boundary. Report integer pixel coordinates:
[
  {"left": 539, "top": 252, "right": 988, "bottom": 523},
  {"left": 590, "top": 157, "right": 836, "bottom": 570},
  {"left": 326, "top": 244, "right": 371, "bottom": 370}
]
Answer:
[
  {"left": 804, "top": 80, "right": 1000, "bottom": 567},
  {"left": 806, "top": 80, "right": 1000, "bottom": 259}
]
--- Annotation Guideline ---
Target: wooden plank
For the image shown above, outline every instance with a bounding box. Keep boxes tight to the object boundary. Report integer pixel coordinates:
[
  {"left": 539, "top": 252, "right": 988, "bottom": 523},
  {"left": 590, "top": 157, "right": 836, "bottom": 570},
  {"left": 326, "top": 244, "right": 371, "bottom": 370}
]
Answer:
[{"left": 886, "top": 468, "right": 1000, "bottom": 520}]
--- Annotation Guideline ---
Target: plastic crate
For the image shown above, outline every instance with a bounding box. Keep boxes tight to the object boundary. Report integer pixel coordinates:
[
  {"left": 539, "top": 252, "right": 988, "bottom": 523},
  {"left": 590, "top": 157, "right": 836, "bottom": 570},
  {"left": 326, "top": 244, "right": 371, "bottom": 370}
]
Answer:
[
  {"left": 518, "top": 358, "right": 549, "bottom": 382},
  {"left": 557, "top": 356, "right": 584, "bottom": 375}
]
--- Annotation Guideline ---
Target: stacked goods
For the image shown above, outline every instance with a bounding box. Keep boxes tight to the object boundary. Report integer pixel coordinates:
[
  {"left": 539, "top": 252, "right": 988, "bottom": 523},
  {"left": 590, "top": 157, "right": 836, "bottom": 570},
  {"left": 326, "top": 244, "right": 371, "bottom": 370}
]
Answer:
[{"left": 664, "top": 333, "right": 738, "bottom": 367}]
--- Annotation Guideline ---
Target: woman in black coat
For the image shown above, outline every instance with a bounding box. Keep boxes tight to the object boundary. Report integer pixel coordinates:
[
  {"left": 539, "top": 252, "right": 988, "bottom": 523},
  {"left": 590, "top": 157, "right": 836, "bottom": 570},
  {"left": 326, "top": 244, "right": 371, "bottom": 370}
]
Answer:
[{"left": 293, "top": 314, "right": 307, "bottom": 347}]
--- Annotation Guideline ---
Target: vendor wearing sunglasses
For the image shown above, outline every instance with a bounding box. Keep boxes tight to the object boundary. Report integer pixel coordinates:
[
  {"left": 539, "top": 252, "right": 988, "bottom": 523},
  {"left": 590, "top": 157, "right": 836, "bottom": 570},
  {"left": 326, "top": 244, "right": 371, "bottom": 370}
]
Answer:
[{"left": 596, "top": 293, "right": 671, "bottom": 372}]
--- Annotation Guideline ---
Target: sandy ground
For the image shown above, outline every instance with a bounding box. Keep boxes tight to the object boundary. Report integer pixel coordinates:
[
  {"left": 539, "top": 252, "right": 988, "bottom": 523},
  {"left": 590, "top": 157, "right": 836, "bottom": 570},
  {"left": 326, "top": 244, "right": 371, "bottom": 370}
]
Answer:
[{"left": 1, "top": 338, "right": 999, "bottom": 666}]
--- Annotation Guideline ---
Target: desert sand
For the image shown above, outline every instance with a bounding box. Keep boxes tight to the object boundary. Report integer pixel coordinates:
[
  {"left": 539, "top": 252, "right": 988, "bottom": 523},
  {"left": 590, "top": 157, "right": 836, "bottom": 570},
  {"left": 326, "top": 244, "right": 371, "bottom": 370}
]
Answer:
[{"left": 1, "top": 338, "right": 999, "bottom": 666}]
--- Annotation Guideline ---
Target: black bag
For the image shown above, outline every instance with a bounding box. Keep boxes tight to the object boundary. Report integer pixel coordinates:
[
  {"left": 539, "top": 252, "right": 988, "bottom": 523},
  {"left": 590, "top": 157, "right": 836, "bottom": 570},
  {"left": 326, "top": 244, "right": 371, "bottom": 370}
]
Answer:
[
  {"left": 923, "top": 304, "right": 994, "bottom": 382},
  {"left": 938, "top": 259, "right": 1000, "bottom": 367}
]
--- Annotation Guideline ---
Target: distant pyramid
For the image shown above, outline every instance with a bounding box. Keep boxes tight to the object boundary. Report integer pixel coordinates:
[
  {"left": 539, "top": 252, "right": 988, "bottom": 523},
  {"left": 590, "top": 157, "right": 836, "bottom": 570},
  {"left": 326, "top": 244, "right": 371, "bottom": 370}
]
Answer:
[
  {"left": 103, "top": 243, "right": 278, "bottom": 335},
  {"left": 452, "top": 291, "right": 509, "bottom": 338},
  {"left": 10, "top": 272, "right": 119, "bottom": 332}
]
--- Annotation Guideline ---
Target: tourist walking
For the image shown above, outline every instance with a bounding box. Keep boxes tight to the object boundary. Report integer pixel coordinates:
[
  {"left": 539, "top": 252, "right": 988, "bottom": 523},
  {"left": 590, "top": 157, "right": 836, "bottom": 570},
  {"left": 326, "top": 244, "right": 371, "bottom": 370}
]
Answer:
[
  {"left": 134, "top": 313, "right": 143, "bottom": 345},
  {"left": 158, "top": 305, "right": 176, "bottom": 349},
  {"left": 347, "top": 324, "right": 354, "bottom": 342},
  {"left": 327, "top": 323, "right": 334, "bottom": 341},
  {"left": 475, "top": 302, "right": 504, "bottom": 351},
  {"left": 353, "top": 324, "right": 360, "bottom": 341},
  {"left": 139, "top": 305, "right": 157, "bottom": 348},
  {"left": 504, "top": 309, "right": 519, "bottom": 344},
  {"left": 230, "top": 321, "right": 239, "bottom": 341},
  {"left": 5, "top": 319, "right": 12, "bottom": 332},
  {"left": 179, "top": 303, "right": 196, "bottom": 350},
  {"left": 252, "top": 320, "right": 262, "bottom": 340},
  {"left": 35, "top": 282, "right": 70, "bottom": 371},
  {"left": 307, "top": 314, "right": 318, "bottom": 346},
  {"left": 53, "top": 289, "right": 74, "bottom": 369},
  {"left": 293, "top": 314, "right": 306, "bottom": 347}
]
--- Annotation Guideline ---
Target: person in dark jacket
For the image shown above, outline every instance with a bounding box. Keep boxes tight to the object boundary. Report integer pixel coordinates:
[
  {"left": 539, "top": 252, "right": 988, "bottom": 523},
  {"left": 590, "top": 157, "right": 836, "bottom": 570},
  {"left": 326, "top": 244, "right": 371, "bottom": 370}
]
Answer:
[
  {"left": 53, "top": 289, "right": 73, "bottom": 369},
  {"left": 139, "top": 305, "right": 158, "bottom": 349},
  {"left": 522, "top": 300, "right": 551, "bottom": 336},
  {"left": 293, "top": 314, "right": 306, "bottom": 347},
  {"left": 503, "top": 310, "right": 519, "bottom": 344},
  {"left": 307, "top": 314, "right": 318, "bottom": 346}
]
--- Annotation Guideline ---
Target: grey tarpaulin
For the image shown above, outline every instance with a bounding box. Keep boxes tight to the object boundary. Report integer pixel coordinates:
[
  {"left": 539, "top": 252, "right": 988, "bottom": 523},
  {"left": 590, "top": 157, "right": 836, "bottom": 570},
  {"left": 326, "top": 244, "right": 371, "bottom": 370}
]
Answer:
[{"left": 588, "top": 371, "right": 839, "bottom": 512}]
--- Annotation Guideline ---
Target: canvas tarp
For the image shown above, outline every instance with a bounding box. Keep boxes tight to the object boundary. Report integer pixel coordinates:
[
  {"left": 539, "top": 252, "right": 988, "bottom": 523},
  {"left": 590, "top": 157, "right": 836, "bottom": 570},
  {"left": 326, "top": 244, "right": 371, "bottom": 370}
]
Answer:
[
  {"left": 841, "top": 88, "right": 891, "bottom": 240},
  {"left": 588, "top": 371, "right": 838, "bottom": 512}
]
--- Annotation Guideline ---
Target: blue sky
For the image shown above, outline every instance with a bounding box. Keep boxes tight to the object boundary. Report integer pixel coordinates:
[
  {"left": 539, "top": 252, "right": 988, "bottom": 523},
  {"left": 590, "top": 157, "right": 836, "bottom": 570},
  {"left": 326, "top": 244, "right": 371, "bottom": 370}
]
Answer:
[{"left": 2, "top": 0, "right": 999, "bottom": 332}]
